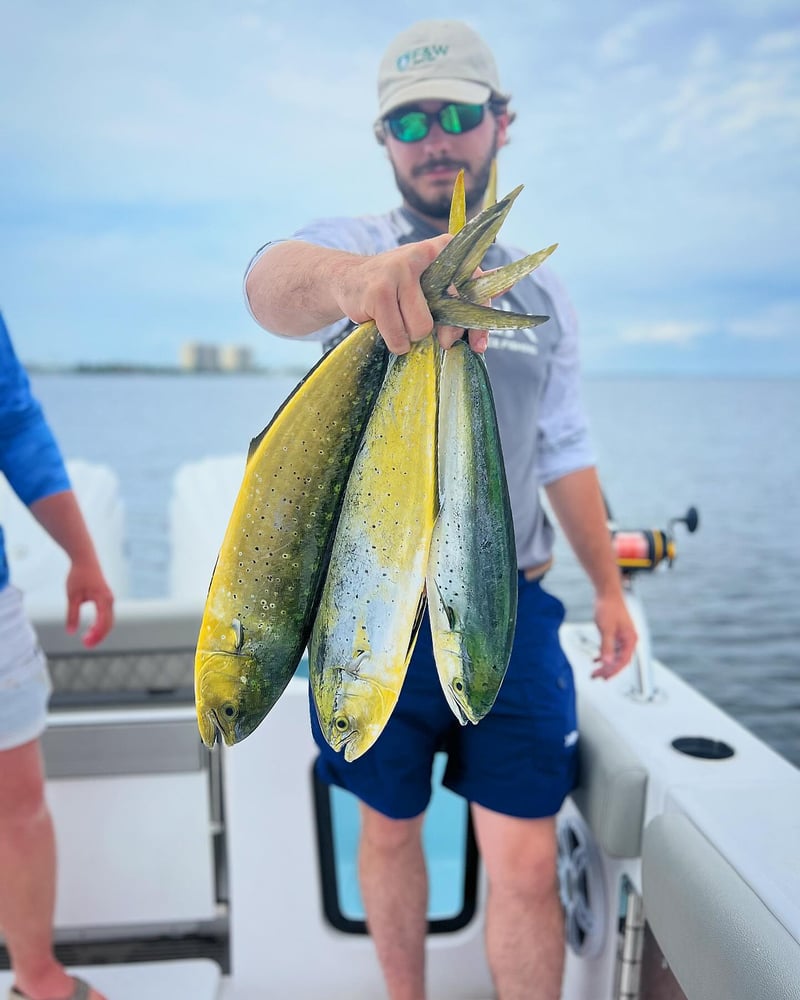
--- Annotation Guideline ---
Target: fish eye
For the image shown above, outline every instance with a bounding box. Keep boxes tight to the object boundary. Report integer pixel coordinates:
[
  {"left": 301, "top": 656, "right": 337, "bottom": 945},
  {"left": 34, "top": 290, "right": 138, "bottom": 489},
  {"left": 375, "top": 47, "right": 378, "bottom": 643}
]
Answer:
[
  {"left": 454, "top": 679, "right": 464, "bottom": 693},
  {"left": 221, "top": 702, "right": 238, "bottom": 720},
  {"left": 334, "top": 717, "right": 349, "bottom": 731}
]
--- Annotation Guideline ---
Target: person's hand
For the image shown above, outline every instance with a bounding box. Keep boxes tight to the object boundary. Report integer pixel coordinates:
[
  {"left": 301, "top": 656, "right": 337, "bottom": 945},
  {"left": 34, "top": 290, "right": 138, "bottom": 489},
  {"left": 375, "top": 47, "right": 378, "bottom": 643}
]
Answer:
[
  {"left": 435, "top": 261, "right": 518, "bottom": 354},
  {"left": 334, "top": 235, "right": 453, "bottom": 355},
  {"left": 435, "top": 266, "right": 492, "bottom": 354},
  {"left": 64, "top": 561, "right": 114, "bottom": 648},
  {"left": 591, "top": 592, "right": 637, "bottom": 680},
  {"left": 436, "top": 324, "right": 489, "bottom": 353}
]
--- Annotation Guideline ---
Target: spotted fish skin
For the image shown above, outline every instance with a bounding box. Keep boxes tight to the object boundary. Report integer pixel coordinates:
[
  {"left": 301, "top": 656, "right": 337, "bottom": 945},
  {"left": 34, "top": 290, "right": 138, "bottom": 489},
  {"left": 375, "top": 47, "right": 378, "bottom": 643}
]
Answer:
[
  {"left": 309, "top": 336, "right": 438, "bottom": 762},
  {"left": 194, "top": 322, "right": 389, "bottom": 747},
  {"left": 427, "top": 339, "right": 518, "bottom": 724}
]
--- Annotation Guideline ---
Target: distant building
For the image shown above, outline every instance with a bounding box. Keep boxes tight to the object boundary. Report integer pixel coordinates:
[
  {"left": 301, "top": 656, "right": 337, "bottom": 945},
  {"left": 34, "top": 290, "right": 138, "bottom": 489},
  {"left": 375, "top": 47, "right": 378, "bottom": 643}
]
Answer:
[
  {"left": 219, "top": 344, "right": 254, "bottom": 372},
  {"left": 180, "top": 342, "right": 219, "bottom": 371},
  {"left": 180, "top": 342, "right": 254, "bottom": 372}
]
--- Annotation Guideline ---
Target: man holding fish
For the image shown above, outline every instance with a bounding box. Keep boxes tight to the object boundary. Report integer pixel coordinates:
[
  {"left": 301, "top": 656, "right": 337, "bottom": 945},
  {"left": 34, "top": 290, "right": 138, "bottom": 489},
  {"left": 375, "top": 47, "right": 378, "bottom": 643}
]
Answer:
[{"left": 244, "top": 19, "right": 636, "bottom": 1000}]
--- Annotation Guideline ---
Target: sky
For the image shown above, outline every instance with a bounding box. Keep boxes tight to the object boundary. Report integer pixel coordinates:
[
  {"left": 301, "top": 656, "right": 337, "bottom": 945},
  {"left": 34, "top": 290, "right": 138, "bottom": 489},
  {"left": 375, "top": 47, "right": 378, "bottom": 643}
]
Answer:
[{"left": 1, "top": 0, "right": 798, "bottom": 376}]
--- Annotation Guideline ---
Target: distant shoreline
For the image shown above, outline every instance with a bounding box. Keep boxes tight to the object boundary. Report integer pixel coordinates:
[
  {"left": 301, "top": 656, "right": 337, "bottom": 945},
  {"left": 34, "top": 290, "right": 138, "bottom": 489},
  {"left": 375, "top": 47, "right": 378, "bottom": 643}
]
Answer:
[
  {"left": 25, "top": 364, "right": 798, "bottom": 381},
  {"left": 26, "top": 363, "right": 311, "bottom": 377}
]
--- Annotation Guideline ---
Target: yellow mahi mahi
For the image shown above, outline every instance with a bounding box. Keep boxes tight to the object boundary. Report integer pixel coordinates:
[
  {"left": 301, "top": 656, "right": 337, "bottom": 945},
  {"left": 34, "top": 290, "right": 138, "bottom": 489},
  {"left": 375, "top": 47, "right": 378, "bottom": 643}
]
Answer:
[
  {"left": 309, "top": 336, "right": 438, "bottom": 761},
  {"left": 194, "top": 322, "right": 389, "bottom": 747}
]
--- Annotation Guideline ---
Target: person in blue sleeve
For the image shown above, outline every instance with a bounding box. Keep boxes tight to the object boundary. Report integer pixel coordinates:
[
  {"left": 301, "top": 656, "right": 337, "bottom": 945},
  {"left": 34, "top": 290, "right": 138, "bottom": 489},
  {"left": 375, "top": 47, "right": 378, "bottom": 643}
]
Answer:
[
  {"left": 0, "top": 312, "right": 113, "bottom": 1000},
  {"left": 245, "top": 20, "right": 637, "bottom": 1000}
]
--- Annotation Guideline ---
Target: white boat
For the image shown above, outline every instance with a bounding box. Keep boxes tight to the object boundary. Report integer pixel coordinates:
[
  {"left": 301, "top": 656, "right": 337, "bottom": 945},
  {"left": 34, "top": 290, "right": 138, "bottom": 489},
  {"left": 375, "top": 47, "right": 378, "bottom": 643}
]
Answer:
[{"left": 1, "top": 459, "right": 798, "bottom": 1000}]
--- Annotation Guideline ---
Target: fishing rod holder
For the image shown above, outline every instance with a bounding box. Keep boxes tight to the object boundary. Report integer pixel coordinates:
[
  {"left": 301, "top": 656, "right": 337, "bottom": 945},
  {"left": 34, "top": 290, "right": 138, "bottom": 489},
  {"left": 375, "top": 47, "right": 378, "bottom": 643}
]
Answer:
[{"left": 610, "top": 507, "right": 699, "bottom": 702}]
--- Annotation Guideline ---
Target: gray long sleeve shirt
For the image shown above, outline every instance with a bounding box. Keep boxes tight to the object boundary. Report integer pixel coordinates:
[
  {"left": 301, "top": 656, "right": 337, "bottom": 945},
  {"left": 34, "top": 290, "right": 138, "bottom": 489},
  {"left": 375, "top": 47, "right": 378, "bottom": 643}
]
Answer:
[{"left": 246, "top": 205, "right": 596, "bottom": 571}]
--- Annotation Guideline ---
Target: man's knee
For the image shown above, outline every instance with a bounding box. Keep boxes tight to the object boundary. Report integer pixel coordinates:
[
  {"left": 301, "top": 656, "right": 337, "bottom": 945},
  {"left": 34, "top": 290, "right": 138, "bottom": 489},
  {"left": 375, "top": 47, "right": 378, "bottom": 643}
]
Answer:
[
  {"left": 360, "top": 804, "right": 425, "bottom": 851},
  {"left": 473, "top": 808, "right": 559, "bottom": 894},
  {"left": 0, "top": 741, "right": 48, "bottom": 827}
]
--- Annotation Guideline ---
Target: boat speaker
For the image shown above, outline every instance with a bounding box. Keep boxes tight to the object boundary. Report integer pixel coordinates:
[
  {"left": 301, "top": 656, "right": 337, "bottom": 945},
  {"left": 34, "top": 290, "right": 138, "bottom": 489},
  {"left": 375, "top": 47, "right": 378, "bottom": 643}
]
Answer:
[{"left": 556, "top": 811, "right": 607, "bottom": 958}]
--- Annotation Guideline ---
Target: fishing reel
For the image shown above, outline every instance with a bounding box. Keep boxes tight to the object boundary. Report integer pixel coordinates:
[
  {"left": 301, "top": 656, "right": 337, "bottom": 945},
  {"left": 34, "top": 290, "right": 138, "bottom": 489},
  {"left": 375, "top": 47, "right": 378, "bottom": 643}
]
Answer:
[{"left": 610, "top": 506, "right": 699, "bottom": 576}]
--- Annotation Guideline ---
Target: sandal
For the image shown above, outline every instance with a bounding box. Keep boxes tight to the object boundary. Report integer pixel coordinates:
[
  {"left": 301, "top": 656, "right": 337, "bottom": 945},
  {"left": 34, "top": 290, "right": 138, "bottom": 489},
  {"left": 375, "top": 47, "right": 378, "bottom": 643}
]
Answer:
[{"left": 8, "top": 976, "right": 91, "bottom": 1000}]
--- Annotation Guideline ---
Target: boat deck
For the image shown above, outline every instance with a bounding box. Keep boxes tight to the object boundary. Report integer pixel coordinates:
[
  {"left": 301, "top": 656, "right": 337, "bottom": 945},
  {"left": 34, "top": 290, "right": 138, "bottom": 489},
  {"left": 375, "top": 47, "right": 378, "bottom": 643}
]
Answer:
[{"left": 0, "top": 960, "right": 221, "bottom": 999}]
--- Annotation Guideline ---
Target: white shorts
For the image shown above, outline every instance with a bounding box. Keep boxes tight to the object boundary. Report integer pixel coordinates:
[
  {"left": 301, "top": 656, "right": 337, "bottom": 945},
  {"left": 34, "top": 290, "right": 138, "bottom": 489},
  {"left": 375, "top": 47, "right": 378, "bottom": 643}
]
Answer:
[{"left": 0, "top": 584, "right": 52, "bottom": 751}]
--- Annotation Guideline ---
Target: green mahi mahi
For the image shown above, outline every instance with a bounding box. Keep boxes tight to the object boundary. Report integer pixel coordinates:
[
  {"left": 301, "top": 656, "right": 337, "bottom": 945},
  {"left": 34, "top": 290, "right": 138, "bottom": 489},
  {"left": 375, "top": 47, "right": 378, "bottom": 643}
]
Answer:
[
  {"left": 427, "top": 171, "right": 557, "bottom": 723},
  {"left": 427, "top": 339, "right": 518, "bottom": 723}
]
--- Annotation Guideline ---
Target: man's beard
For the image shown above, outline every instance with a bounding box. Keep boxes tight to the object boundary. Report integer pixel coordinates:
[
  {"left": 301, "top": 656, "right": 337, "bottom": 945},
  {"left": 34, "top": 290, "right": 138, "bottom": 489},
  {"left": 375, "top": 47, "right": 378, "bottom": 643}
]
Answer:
[{"left": 393, "top": 142, "right": 497, "bottom": 221}]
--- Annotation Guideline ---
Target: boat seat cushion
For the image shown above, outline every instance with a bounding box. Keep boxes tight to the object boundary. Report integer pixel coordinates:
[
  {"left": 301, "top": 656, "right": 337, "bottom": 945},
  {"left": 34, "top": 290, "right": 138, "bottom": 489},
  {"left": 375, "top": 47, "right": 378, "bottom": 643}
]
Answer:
[
  {"left": 643, "top": 812, "right": 800, "bottom": 1000},
  {"left": 570, "top": 696, "right": 648, "bottom": 858}
]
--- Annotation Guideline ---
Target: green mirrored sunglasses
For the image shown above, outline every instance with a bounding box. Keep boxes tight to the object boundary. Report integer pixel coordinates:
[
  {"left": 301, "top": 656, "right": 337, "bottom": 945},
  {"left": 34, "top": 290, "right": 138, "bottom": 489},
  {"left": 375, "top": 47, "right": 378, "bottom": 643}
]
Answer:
[{"left": 385, "top": 103, "right": 486, "bottom": 143}]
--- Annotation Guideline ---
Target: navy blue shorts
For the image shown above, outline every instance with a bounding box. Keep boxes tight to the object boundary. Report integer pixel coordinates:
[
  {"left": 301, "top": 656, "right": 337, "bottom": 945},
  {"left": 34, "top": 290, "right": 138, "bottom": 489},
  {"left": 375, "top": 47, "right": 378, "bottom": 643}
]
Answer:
[{"left": 310, "top": 577, "right": 579, "bottom": 820}]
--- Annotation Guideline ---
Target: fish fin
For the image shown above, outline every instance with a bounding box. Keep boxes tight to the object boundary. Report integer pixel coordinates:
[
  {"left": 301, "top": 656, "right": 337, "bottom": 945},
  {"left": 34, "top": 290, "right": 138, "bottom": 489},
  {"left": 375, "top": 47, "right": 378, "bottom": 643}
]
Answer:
[
  {"left": 404, "top": 592, "right": 428, "bottom": 665},
  {"left": 433, "top": 299, "right": 549, "bottom": 331},
  {"left": 245, "top": 319, "right": 383, "bottom": 465},
  {"left": 420, "top": 188, "right": 521, "bottom": 298},
  {"left": 461, "top": 244, "right": 559, "bottom": 302},
  {"left": 203, "top": 555, "right": 220, "bottom": 598},
  {"left": 232, "top": 617, "right": 244, "bottom": 651},
  {"left": 449, "top": 171, "right": 467, "bottom": 235},
  {"left": 483, "top": 158, "right": 497, "bottom": 211},
  {"left": 447, "top": 185, "right": 522, "bottom": 285},
  {"left": 419, "top": 185, "right": 557, "bottom": 335},
  {"left": 429, "top": 576, "right": 459, "bottom": 631},
  {"left": 247, "top": 425, "right": 269, "bottom": 463}
]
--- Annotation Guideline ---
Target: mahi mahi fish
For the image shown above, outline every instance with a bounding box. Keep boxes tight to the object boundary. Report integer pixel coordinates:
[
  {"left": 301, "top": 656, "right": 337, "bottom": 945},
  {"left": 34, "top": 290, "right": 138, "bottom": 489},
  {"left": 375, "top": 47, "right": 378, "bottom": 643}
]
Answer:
[
  {"left": 428, "top": 170, "right": 558, "bottom": 723},
  {"left": 427, "top": 338, "right": 519, "bottom": 723},
  {"left": 193, "top": 187, "right": 529, "bottom": 749},
  {"left": 194, "top": 322, "right": 389, "bottom": 747},
  {"left": 197, "top": 180, "right": 558, "bottom": 751},
  {"left": 309, "top": 335, "right": 438, "bottom": 762}
]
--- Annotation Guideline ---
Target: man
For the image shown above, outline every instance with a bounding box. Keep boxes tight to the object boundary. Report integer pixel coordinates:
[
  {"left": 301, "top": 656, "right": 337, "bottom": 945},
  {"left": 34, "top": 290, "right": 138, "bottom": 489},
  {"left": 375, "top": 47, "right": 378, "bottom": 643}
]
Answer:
[
  {"left": 0, "top": 312, "right": 113, "bottom": 1000},
  {"left": 245, "top": 19, "right": 636, "bottom": 1000}
]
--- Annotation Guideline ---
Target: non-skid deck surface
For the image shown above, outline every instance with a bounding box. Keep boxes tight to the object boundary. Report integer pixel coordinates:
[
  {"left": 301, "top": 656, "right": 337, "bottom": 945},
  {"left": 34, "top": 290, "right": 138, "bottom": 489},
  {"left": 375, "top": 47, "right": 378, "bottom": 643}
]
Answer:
[{"left": 0, "top": 959, "right": 221, "bottom": 999}]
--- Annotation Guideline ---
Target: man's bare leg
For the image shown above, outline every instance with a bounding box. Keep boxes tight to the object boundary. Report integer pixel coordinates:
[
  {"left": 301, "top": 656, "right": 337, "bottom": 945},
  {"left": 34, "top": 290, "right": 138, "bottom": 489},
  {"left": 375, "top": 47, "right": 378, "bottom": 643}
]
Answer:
[
  {"left": 358, "top": 804, "right": 428, "bottom": 1000},
  {"left": 0, "top": 739, "right": 107, "bottom": 1000},
  {"left": 472, "top": 805, "right": 564, "bottom": 1000}
]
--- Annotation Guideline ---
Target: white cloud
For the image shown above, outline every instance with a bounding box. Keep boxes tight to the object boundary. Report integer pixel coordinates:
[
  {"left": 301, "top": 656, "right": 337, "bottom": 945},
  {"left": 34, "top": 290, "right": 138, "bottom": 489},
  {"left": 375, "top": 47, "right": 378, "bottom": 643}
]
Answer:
[
  {"left": 619, "top": 321, "right": 713, "bottom": 345},
  {"left": 754, "top": 27, "right": 800, "bottom": 55},
  {"left": 1, "top": 0, "right": 798, "bottom": 372},
  {"left": 596, "top": 4, "right": 680, "bottom": 66},
  {"left": 614, "top": 300, "right": 799, "bottom": 350},
  {"left": 727, "top": 300, "right": 800, "bottom": 339},
  {"left": 659, "top": 27, "right": 800, "bottom": 153},
  {"left": 691, "top": 35, "right": 724, "bottom": 70}
]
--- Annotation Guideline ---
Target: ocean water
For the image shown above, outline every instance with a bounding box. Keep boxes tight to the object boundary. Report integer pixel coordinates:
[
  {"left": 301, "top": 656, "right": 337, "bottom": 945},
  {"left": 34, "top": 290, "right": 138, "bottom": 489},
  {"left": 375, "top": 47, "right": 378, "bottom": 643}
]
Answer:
[{"left": 28, "top": 372, "right": 800, "bottom": 768}]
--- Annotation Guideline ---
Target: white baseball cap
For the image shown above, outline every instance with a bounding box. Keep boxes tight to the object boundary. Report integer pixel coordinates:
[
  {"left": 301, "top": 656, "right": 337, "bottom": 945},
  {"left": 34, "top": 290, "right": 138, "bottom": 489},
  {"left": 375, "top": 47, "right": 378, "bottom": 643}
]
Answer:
[{"left": 377, "top": 20, "right": 510, "bottom": 119}]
